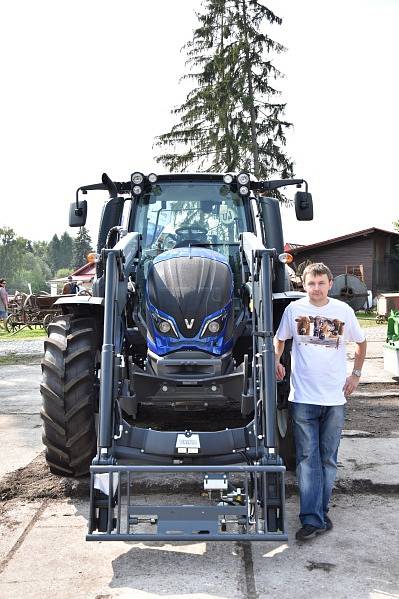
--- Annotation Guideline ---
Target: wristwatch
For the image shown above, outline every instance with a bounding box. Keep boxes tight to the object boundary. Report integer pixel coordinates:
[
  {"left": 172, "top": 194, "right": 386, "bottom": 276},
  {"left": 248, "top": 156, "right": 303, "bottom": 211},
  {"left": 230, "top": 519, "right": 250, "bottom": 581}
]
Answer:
[{"left": 352, "top": 369, "right": 362, "bottom": 377}]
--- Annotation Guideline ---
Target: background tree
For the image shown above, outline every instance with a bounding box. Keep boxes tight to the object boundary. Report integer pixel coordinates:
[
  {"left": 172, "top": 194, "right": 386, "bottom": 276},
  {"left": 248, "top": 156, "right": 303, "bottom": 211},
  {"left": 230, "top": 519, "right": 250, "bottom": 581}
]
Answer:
[
  {"left": 47, "top": 234, "right": 63, "bottom": 274},
  {"left": 155, "top": 0, "right": 293, "bottom": 192},
  {"left": 59, "top": 231, "right": 74, "bottom": 270},
  {"left": 72, "top": 226, "right": 93, "bottom": 269},
  {"left": 56, "top": 268, "right": 72, "bottom": 280},
  {"left": 0, "top": 227, "right": 29, "bottom": 288},
  {"left": 32, "top": 240, "right": 49, "bottom": 263},
  {"left": 13, "top": 253, "right": 52, "bottom": 294},
  {"left": 0, "top": 227, "right": 51, "bottom": 293}
]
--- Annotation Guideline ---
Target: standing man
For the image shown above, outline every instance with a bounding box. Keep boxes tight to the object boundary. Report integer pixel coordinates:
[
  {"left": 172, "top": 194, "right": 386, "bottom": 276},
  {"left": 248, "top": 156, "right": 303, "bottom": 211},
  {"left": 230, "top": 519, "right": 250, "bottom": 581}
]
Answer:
[
  {"left": 274, "top": 263, "right": 367, "bottom": 541},
  {"left": 62, "top": 276, "right": 77, "bottom": 295},
  {"left": 0, "top": 279, "right": 9, "bottom": 329}
]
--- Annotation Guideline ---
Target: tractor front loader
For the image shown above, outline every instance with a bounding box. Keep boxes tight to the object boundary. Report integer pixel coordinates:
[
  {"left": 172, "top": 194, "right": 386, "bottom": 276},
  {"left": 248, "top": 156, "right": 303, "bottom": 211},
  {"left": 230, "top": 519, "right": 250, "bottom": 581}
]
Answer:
[{"left": 40, "top": 172, "right": 313, "bottom": 541}]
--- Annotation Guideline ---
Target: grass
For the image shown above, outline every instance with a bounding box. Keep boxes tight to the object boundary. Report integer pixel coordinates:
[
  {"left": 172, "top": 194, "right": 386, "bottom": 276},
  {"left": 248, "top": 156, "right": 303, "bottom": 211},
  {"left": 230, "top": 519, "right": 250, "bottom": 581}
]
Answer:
[
  {"left": 0, "top": 354, "right": 42, "bottom": 365},
  {"left": 0, "top": 327, "right": 46, "bottom": 341},
  {"left": 356, "top": 310, "right": 386, "bottom": 328},
  {"left": 356, "top": 310, "right": 378, "bottom": 320}
]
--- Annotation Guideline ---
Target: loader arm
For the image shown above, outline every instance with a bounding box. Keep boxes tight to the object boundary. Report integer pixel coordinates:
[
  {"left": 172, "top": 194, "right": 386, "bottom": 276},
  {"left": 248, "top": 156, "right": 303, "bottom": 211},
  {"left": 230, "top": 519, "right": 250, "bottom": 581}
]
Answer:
[{"left": 96, "top": 232, "right": 141, "bottom": 454}]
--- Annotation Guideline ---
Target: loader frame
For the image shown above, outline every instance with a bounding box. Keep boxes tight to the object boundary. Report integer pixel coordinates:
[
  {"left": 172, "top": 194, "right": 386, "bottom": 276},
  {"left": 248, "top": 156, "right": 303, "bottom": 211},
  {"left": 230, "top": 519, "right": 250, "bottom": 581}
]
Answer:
[{"left": 87, "top": 244, "right": 288, "bottom": 540}]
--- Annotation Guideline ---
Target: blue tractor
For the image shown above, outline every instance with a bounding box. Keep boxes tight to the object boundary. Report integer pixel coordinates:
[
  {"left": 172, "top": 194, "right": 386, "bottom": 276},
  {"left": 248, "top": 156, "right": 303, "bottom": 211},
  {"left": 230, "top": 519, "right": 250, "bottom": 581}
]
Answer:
[{"left": 40, "top": 172, "right": 313, "bottom": 541}]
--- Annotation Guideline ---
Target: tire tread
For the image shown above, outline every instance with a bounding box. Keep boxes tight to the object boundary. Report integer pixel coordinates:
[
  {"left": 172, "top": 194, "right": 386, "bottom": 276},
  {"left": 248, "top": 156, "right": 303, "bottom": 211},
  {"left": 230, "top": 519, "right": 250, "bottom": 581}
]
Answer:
[{"left": 40, "top": 315, "right": 98, "bottom": 476}]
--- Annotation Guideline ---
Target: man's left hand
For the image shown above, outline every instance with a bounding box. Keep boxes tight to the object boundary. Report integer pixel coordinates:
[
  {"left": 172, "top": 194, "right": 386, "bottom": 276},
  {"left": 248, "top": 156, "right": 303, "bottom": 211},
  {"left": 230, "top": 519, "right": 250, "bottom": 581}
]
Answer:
[{"left": 343, "top": 374, "right": 360, "bottom": 397}]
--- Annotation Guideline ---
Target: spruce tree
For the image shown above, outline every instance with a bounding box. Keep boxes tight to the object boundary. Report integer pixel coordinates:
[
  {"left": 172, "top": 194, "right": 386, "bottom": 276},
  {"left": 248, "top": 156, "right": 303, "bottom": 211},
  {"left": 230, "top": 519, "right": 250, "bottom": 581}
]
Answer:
[
  {"left": 72, "top": 227, "right": 93, "bottom": 269},
  {"left": 155, "top": 0, "right": 293, "bottom": 191},
  {"left": 60, "top": 231, "right": 74, "bottom": 270},
  {"left": 48, "top": 234, "right": 62, "bottom": 274}
]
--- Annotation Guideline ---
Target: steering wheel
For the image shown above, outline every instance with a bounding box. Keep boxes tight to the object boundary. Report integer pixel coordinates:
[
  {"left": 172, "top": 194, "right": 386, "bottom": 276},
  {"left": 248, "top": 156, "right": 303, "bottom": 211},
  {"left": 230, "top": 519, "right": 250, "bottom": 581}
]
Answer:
[{"left": 174, "top": 224, "right": 208, "bottom": 248}]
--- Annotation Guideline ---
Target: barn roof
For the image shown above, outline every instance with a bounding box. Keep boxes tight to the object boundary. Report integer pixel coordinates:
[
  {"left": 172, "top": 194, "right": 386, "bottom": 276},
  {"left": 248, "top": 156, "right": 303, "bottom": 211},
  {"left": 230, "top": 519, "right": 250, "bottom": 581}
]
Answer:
[
  {"left": 290, "top": 227, "right": 399, "bottom": 254},
  {"left": 47, "top": 262, "right": 96, "bottom": 284}
]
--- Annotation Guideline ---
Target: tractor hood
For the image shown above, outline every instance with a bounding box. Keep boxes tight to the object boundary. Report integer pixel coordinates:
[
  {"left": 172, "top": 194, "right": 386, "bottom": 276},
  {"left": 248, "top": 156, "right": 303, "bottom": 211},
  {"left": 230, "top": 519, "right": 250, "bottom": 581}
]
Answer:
[
  {"left": 145, "top": 247, "right": 235, "bottom": 357},
  {"left": 147, "top": 247, "right": 233, "bottom": 340}
]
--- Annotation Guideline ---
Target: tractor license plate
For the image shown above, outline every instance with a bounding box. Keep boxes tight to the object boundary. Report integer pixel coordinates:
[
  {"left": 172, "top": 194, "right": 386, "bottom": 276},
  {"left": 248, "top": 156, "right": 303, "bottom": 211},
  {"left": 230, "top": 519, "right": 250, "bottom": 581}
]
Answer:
[{"left": 176, "top": 433, "right": 200, "bottom": 454}]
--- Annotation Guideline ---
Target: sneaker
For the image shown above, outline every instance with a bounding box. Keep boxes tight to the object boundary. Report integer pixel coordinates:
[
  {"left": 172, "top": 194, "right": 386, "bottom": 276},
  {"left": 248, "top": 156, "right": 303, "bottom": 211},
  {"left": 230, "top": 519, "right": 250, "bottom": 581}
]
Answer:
[
  {"left": 324, "top": 516, "right": 333, "bottom": 531},
  {"left": 295, "top": 524, "right": 326, "bottom": 541}
]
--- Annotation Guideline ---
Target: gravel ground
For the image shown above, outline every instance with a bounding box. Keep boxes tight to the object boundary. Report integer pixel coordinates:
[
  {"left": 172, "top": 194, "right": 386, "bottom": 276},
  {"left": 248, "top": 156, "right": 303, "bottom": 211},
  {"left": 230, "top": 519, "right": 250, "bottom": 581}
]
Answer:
[
  {"left": 0, "top": 339, "right": 45, "bottom": 356},
  {"left": 362, "top": 325, "right": 387, "bottom": 341}
]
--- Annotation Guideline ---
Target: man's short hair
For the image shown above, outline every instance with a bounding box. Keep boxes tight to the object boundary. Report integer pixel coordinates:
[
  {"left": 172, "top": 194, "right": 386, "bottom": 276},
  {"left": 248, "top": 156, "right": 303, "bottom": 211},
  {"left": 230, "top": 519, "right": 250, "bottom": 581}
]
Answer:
[
  {"left": 67, "top": 276, "right": 73, "bottom": 281},
  {"left": 302, "top": 262, "right": 333, "bottom": 283}
]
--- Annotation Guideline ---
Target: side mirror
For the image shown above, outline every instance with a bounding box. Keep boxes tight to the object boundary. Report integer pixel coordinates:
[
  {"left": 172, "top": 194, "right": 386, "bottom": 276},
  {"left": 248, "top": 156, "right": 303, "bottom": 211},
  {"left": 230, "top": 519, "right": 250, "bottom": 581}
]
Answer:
[
  {"left": 69, "top": 200, "right": 87, "bottom": 227},
  {"left": 295, "top": 191, "right": 313, "bottom": 221}
]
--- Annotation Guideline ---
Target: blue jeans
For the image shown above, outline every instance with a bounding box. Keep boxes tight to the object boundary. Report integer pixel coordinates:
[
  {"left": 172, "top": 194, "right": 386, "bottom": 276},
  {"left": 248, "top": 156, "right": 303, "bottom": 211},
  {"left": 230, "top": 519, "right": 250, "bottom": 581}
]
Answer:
[{"left": 291, "top": 402, "right": 345, "bottom": 528}]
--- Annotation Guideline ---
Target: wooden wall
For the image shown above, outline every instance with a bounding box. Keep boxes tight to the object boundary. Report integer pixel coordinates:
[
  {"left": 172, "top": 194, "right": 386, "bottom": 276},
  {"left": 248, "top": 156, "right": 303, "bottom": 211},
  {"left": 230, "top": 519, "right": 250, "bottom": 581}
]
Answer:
[
  {"left": 293, "top": 236, "right": 374, "bottom": 291},
  {"left": 293, "top": 232, "right": 399, "bottom": 294}
]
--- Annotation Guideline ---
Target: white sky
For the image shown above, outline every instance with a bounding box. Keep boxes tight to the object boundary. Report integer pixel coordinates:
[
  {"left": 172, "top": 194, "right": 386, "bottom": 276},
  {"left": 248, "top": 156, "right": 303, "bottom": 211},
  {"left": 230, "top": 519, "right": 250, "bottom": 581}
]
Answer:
[{"left": 1, "top": 0, "right": 398, "bottom": 247}]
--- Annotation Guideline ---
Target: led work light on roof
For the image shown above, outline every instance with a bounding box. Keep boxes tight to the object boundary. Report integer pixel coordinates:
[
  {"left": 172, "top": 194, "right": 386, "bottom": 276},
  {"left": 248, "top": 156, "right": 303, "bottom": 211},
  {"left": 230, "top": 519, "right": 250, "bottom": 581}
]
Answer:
[
  {"left": 132, "top": 185, "right": 142, "bottom": 196},
  {"left": 239, "top": 185, "right": 249, "bottom": 196},
  {"left": 148, "top": 173, "right": 158, "bottom": 184},
  {"left": 237, "top": 172, "right": 250, "bottom": 185},
  {"left": 223, "top": 173, "right": 233, "bottom": 185},
  {"left": 132, "top": 172, "right": 144, "bottom": 185}
]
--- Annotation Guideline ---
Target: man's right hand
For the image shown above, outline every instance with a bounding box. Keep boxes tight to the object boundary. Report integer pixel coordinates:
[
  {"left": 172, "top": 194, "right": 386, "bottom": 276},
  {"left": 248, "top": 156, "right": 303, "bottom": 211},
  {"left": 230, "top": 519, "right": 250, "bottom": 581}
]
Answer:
[{"left": 275, "top": 361, "right": 286, "bottom": 381}]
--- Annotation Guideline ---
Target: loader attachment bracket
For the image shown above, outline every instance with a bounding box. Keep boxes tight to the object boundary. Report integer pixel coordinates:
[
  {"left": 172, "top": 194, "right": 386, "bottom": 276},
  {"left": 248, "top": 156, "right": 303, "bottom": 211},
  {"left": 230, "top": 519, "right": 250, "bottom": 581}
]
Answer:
[{"left": 87, "top": 464, "right": 287, "bottom": 541}]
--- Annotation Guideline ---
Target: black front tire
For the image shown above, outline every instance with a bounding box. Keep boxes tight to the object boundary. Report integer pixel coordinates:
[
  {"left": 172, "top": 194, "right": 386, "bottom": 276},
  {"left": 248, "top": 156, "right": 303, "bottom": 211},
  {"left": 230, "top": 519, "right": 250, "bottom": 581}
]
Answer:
[{"left": 40, "top": 315, "right": 99, "bottom": 476}]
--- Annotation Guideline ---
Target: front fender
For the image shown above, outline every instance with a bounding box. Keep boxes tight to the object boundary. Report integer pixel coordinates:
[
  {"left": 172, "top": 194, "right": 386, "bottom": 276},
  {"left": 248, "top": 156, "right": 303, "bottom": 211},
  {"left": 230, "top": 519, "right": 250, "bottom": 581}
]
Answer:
[{"left": 54, "top": 296, "right": 105, "bottom": 307}]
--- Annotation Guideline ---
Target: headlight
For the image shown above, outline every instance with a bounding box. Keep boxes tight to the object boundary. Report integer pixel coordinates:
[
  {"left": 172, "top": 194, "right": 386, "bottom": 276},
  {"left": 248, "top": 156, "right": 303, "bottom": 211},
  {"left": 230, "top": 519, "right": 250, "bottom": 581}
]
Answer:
[
  {"left": 132, "top": 185, "right": 142, "bottom": 196},
  {"left": 148, "top": 173, "right": 158, "bottom": 183},
  {"left": 208, "top": 321, "right": 220, "bottom": 333},
  {"left": 200, "top": 313, "right": 226, "bottom": 337},
  {"left": 239, "top": 185, "right": 249, "bottom": 196},
  {"left": 132, "top": 172, "right": 144, "bottom": 185},
  {"left": 159, "top": 321, "right": 171, "bottom": 333},
  {"left": 237, "top": 172, "right": 250, "bottom": 185},
  {"left": 223, "top": 173, "right": 233, "bottom": 184},
  {"left": 152, "top": 313, "right": 178, "bottom": 338}
]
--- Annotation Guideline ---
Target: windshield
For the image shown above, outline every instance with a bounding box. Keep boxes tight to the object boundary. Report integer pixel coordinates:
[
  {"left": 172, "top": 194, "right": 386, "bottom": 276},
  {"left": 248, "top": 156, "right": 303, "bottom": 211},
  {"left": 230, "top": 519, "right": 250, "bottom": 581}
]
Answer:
[{"left": 132, "top": 181, "right": 248, "bottom": 253}]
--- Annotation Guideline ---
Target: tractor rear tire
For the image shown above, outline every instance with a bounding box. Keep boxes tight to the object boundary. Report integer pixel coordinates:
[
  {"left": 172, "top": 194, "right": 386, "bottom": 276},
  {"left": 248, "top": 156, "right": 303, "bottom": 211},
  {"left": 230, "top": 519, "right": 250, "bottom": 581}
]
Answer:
[
  {"left": 276, "top": 340, "right": 296, "bottom": 471},
  {"left": 40, "top": 315, "right": 99, "bottom": 477},
  {"left": 277, "top": 407, "right": 296, "bottom": 471}
]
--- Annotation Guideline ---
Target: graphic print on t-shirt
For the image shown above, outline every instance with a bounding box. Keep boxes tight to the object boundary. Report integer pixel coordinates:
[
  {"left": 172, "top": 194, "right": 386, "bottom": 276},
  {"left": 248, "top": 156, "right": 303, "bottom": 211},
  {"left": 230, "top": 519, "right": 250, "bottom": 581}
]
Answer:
[{"left": 295, "top": 315, "right": 345, "bottom": 349}]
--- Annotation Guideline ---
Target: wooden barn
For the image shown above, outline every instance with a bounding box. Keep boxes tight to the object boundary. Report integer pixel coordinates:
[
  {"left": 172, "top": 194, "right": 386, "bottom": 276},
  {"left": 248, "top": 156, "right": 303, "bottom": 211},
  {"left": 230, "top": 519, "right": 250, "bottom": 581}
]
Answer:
[{"left": 289, "top": 227, "right": 399, "bottom": 296}]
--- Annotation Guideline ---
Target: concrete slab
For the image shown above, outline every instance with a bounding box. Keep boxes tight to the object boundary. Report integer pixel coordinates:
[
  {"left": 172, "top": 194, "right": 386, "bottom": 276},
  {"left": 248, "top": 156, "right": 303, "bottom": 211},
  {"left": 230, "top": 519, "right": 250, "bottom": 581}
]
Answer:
[
  {"left": 0, "top": 495, "right": 398, "bottom": 599},
  {"left": 0, "top": 498, "right": 244, "bottom": 599},
  {"left": 0, "top": 501, "right": 41, "bottom": 562},
  {"left": 282, "top": 437, "right": 399, "bottom": 493},
  {"left": 338, "top": 437, "right": 399, "bottom": 487},
  {"left": 251, "top": 494, "right": 399, "bottom": 599},
  {"left": 0, "top": 365, "right": 43, "bottom": 477}
]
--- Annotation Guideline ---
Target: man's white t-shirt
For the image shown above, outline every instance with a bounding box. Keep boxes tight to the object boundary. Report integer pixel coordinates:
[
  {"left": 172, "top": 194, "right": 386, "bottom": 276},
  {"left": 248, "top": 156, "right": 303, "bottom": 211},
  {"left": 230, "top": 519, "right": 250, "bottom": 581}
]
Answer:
[{"left": 276, "top": 296, "right": 366, "bottom": 406}]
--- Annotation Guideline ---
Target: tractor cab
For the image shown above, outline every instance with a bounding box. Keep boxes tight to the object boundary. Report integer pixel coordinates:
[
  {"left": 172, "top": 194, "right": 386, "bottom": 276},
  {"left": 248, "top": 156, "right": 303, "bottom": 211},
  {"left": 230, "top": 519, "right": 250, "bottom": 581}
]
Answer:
[{"left": 131, "top": 177, "right": 249, "bottom": 308}]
